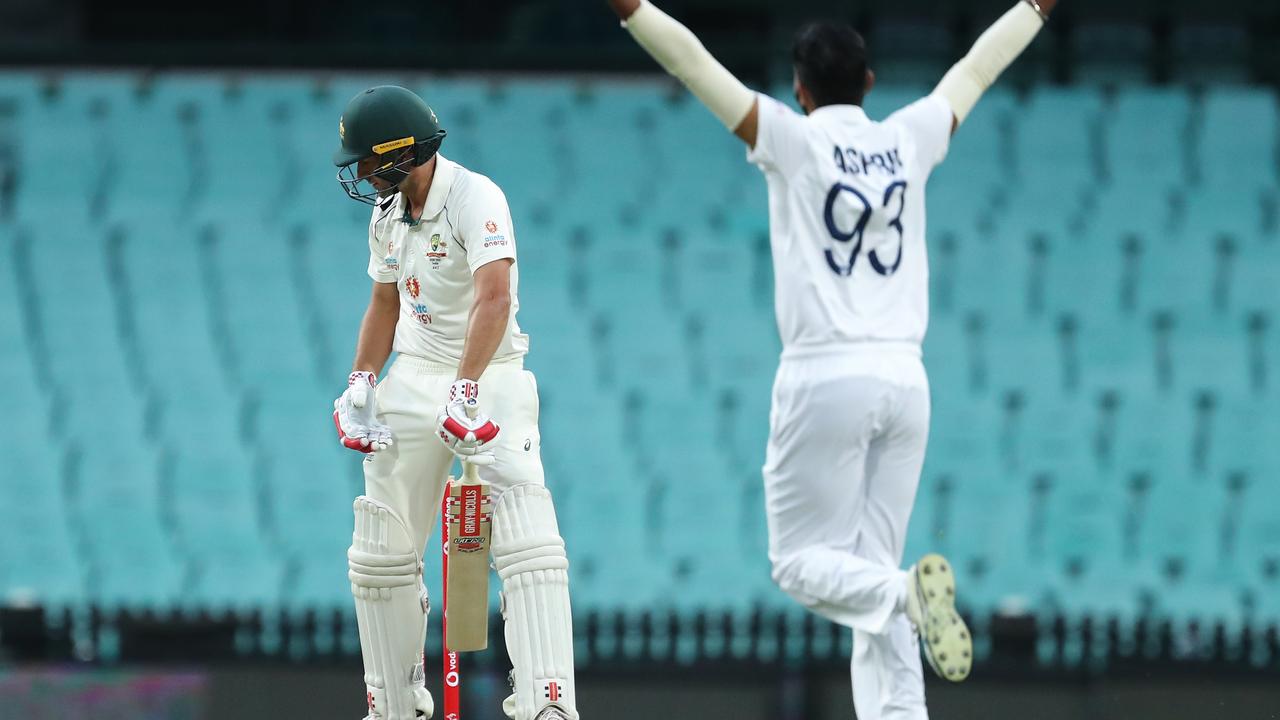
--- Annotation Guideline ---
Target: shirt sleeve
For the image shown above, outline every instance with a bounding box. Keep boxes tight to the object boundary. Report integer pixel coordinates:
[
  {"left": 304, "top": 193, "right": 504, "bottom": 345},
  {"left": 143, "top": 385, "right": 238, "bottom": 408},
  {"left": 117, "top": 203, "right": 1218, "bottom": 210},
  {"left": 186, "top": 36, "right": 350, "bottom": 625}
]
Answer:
[
  {"left": 745, "top": 93, "right": 810, "bottom": 177},
  {"left": 885, "top": 94, "right": 953, "bottom": 173},
  {"left": 455, "top": 179, "right": 517, "bottom": 273},
  {"left": 366, "top": 205, "right": 398, "bottom": 284}
]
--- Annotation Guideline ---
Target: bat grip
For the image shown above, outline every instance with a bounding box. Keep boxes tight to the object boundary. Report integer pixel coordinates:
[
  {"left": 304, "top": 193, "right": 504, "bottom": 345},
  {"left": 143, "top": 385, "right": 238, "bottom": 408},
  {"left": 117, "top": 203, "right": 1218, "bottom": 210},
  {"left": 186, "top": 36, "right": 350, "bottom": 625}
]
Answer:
[
  {"left": 462, "top": 461, "right": 480, "bottom": 482},
  {"left": 461, "top": 401, "right": 482, "bottom": 482}
]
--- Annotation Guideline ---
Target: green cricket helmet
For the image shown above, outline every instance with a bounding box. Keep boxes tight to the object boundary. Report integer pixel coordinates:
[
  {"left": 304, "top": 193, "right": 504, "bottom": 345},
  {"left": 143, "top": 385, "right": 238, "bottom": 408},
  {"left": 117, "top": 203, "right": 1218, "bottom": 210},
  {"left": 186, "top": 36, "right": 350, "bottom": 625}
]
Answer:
[{"left": 333, "top": 85, "right": 447, "bottom": 205}]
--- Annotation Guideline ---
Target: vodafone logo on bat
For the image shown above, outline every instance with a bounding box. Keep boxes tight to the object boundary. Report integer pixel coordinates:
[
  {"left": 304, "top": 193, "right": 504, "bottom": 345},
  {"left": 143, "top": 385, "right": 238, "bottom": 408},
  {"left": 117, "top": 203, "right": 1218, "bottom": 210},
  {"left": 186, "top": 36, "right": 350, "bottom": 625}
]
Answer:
[{"left": 444, "top": 648, "right": 460, "bottom": 688}]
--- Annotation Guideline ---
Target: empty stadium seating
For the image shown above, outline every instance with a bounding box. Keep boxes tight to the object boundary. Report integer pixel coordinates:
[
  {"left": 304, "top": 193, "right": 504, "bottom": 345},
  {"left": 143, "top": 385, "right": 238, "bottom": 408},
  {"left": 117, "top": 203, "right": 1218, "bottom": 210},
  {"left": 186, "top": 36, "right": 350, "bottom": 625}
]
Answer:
[{"left": 0, "top": 70, "right": 1277, "bottom": 665}]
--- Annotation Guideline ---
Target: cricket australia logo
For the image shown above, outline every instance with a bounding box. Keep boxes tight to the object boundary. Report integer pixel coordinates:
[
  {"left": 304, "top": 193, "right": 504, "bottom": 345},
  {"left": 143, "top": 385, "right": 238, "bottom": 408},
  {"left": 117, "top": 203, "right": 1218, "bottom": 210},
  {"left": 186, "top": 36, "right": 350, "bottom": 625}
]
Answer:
[{"left": 426, "top": 233, "right": 448, "bottom": 268}]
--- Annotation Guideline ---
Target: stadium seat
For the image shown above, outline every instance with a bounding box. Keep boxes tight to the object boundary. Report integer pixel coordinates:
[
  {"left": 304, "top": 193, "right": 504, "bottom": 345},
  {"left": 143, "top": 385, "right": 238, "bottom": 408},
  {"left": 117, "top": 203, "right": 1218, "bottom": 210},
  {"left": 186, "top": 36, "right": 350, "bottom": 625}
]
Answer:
[
  {"left": 69, "top": 443, "right": 184, "bottom": 611},
  {"left": 6, "top": 72, "right": 1280, "bottom": 643},
  {"left": 0, "top": 451, "right": 86, "bottom": 609},
  {"left": 168, "top": 443, "right": 283, "bottom": 614},
  {"left": 1016, "top": 87, "right": 1105, "bottom": 191},
  {"left": 1105, "top": 88, "right": 1193, "bottom": 187},
  {"left": 1199, "top": 88, "right": 1279, "bottom": 188}
]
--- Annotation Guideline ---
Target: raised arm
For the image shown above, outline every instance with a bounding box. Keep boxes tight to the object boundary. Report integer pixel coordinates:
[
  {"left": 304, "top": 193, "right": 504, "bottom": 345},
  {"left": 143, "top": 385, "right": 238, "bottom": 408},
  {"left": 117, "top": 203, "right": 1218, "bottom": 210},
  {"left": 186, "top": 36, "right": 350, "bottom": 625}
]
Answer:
[
  {"left": 608, "top": 0, "right": 761, "bottom": 147},
  {"left": 934, "top": 0, "right": 1058, "bottom": 134}
]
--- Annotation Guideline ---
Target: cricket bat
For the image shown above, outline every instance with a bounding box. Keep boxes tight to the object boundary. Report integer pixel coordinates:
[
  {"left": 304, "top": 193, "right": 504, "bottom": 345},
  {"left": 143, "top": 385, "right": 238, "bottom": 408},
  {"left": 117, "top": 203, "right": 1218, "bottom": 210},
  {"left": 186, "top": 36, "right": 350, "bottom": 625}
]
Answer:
[{"left": 444, "top": 461, "right": 491, "bottom": 652}]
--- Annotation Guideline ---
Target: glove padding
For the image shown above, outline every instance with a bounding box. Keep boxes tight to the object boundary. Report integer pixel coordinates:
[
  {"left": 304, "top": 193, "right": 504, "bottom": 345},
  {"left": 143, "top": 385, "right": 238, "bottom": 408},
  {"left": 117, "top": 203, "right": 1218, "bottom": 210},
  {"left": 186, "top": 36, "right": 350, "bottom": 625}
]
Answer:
[
  {"left": 334, "top": 371, "right": 394, "bottom": 453},
  {"left": 436, "top": 379, "right": 500, "bottom": 466}
]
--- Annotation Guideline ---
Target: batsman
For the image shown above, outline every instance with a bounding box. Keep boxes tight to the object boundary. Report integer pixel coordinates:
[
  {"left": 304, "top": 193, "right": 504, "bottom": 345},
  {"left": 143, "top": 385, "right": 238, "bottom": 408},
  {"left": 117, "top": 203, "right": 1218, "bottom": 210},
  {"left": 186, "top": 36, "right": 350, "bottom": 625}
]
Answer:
[{"left": 331, "top": 85, "right": 577, "bottom": 720}]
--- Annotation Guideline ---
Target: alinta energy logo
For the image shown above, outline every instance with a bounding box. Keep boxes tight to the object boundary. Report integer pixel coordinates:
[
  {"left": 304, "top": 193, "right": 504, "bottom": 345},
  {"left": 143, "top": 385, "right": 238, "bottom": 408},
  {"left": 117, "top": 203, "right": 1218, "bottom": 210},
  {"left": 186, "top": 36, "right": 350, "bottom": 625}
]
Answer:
[
  {"left": 482, "top": 220, "right": 508, "bottom": 249},
  {"left": 405, "top": 276, "right": 421, "bottom": 299}
]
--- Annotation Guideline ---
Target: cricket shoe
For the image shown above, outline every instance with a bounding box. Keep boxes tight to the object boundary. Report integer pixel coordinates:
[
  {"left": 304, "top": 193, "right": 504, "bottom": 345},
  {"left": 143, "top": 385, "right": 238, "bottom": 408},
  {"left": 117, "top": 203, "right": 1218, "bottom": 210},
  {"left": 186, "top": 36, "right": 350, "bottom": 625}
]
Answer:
[
  {"left": 502, "top": 696, "right": 573, "bottom": 720},
  {"left": 905, "top": 553, "right": 972, "bottom": 682},
  {"left": 533, "top": 705, "right": 572, "bottom": 720}
]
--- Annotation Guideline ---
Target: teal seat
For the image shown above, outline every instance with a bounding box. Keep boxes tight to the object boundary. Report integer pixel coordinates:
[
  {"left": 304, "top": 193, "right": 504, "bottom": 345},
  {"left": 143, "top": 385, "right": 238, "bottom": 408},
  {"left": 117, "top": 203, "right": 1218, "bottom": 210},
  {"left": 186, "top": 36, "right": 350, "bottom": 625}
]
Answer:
[
  {"left": 0, "top": 71, "right": 39, "bottom": 104},
  {"left": 525, "top": 321, "right": 597, "bottom": 396},
  {"left": 20, "top": 225, "right": 147, "bottom": 438},
  {"left": 212, "top": 219, "right": 317, "bottom": 387},
  {"left": 1105, "top": 89, "right": 1193, "bottom": 187},
  {"left": 945, "top": 231, "right": 1025, "bottom": 326},
  {"left": 1075, "top": 314, "right": 1154, "bottom": 396},
  {"left": 1087, "top": 175, "right": 1179, "bottom": 242},
  {"left": 11, "top": 91, "right": 100, "bottom": 225},
  {"left": 983, "top": 321, "right": 1068, "bottom": 404},
  {"left": 72, "top": 444, "right": 183, "bottom": 610},
  {"left": 1009, "top": 393, "right": 1099, "bottom": 479},
  {"left": 920, "top": 88, "right": 1017, "bottom": 190},
  {"left": 1208, "top": 394, "right": 1280, "bottom": 482},
  {"left": 289, "top": 553, "right": 352, "bottom": 615},
  {"left": 1135, "top": 475, "right": 1248, "bottom": 640},
  {"left": 677, "top": 233, "right": 759, "bottom": 318},
  {"left": 1108, "top": 388, "right": 1200, "bottom": 481},
  {"left": 269, "top": 438, "right": 359, "bottom": 562},
  {"left": 168, "top": 446, "right": 282, "bottom": 613},
  {"left": 1017, "top": 87, "right": 1105, "bottom": 190},
  {"left": 1179, "top": 183, "right": 1276, "bottom": 245},
  {"left": 0, "top": 454, "right": 85, "bottom": 608},
  {"left": 1200, "top": 88, "right": 1279, "bottom": 188}
]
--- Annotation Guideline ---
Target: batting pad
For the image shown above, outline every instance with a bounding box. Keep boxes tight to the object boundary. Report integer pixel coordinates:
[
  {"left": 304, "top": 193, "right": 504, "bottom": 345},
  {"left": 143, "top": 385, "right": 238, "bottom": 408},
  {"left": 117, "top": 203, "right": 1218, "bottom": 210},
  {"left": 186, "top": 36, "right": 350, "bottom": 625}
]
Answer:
[
  {"left": 349, "top": 496, "right": 433, "bottom": 720},
  {"left": 492, "top": 484, "right": 577, "bottom": 720}
]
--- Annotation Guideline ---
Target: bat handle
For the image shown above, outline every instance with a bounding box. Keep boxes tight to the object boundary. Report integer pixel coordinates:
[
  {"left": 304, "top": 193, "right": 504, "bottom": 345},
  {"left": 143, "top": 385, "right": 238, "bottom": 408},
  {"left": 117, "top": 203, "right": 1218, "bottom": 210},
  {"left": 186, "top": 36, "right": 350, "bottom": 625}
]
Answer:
[
  {"left": 462, "top": 461, "right": 480, "bottom": 482},
  {"left": 461, "top": 400, "right": 482, "bottom": 482}
]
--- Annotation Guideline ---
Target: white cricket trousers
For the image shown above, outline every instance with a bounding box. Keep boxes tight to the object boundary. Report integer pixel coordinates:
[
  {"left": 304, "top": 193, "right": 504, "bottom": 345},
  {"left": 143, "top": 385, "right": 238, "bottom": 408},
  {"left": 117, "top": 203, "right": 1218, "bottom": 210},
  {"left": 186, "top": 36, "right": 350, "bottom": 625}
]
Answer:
[
  {"left": 363, "top": 354, "right": 546, "bottom": 553},
  {"left": 763, "top": 345, "right": 931, "bottom": 720}
]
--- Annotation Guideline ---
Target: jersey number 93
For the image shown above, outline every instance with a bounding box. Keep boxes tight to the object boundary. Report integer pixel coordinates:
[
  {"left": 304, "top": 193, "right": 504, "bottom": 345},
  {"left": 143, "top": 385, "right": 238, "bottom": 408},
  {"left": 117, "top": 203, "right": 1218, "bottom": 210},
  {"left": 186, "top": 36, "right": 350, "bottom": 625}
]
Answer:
[{"left": 823, "top": 180, "right": 908, "bottom": 278}]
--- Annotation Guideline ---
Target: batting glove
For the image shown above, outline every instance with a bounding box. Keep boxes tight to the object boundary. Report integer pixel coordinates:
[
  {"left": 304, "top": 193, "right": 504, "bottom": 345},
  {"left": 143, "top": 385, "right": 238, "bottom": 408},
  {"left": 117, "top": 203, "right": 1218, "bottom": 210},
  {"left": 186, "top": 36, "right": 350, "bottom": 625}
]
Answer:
[
  {"left": 436, "top": 379, "right": 500, "bottom": 466},
  {"left": 334, "top": 371, "right": 394, "bottom": 453}
]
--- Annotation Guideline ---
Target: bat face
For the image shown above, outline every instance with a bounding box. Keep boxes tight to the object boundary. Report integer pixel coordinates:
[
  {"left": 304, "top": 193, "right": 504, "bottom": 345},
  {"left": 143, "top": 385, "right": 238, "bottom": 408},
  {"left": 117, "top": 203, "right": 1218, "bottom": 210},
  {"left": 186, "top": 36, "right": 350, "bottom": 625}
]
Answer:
[{"left": 445, "top": 468, "right": 492, "bottom": 653}]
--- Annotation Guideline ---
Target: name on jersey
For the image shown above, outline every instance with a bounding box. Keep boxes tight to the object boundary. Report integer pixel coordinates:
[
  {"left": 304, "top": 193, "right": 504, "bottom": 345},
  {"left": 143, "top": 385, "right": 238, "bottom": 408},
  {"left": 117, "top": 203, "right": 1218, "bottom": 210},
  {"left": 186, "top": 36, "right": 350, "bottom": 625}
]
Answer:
[{"left": 833, "top": 145, "right": 904, "bottom": 177}]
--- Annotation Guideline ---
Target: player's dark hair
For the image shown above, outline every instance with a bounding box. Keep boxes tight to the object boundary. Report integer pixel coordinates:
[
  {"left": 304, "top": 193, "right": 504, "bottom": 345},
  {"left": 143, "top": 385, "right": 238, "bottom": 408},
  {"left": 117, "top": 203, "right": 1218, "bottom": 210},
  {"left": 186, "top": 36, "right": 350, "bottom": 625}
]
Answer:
[{"left": 792, "top": 21, "right": 869, "bottom": 108}]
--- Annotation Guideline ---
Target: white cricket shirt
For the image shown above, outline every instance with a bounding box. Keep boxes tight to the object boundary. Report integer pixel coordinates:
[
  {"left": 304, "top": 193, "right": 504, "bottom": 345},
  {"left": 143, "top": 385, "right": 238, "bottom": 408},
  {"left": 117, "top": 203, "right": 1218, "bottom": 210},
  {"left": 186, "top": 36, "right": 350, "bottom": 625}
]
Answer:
[
  {"left": 367, "top": 155, "right": 529, "bottom": 366},
  {"left": 747, "top": 93, "right": 952, "bottom": 356}
]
